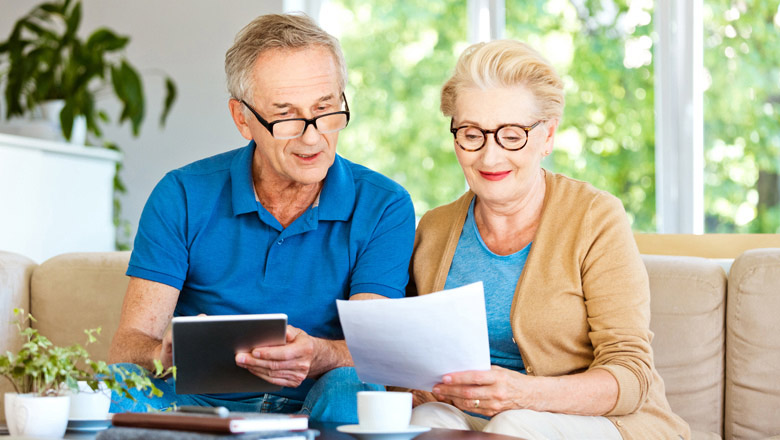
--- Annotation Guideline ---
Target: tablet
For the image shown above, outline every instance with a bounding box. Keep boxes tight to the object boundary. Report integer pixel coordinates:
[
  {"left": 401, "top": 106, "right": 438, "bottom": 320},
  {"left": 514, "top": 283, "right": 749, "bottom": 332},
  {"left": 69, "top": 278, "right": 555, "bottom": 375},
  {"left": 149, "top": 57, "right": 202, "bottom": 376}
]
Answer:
[{"left": 171, "top": 313, "right": 287, "bottom": 394}]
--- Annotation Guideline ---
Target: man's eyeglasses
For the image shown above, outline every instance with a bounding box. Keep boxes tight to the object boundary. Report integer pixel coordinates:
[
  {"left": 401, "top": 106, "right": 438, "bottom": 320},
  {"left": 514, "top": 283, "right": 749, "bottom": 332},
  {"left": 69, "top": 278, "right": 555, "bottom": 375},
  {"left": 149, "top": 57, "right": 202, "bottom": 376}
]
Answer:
[
  {"left": 450, "top": 119, "right": 543, "bottom": 152},
  {"left": 241, "top": 93, "right": 350, "bottom": 140}
]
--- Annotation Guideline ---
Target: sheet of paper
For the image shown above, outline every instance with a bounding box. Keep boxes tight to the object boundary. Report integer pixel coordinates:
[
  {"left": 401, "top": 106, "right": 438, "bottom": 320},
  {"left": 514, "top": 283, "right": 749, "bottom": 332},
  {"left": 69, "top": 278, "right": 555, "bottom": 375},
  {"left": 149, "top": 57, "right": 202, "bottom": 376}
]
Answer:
[{"left": 336, "top": 281, "right": 490, "bottom": 391}]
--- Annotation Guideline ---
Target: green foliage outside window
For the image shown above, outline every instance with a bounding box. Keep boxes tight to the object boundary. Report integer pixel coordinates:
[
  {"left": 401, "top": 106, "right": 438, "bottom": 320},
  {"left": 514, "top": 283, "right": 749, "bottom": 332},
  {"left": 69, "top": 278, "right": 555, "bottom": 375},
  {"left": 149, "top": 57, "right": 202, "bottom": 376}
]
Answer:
[
  {"left": 703, "top": 1, "right": 780, "bottom": 233},
  {"left": 325, "top": 1, "right": 779, "bottom": 232},
  {"left": 505, "top": 0, "right": 656, "bottom": 231},
  {"left": 322, "top": 1, "right": 468, "bottom": 215}
]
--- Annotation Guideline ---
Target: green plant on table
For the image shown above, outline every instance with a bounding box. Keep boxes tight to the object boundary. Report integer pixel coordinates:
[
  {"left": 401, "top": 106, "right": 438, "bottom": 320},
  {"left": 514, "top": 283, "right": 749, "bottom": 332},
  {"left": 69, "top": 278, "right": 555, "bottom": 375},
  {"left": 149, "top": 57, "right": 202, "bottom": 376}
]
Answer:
[{"left": 0, "top": 308, "right": 175, "bottom": 400}]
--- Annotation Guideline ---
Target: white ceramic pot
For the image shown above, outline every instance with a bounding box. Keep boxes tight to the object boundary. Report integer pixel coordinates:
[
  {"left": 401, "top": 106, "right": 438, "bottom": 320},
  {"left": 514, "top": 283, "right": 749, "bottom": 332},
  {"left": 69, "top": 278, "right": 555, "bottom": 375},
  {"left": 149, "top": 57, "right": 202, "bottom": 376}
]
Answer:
[
  {"left": 0, "top": 100, "right": 86, "bottom": 145},
  {"left": 4, "top": 392, "right": 70, "bottom": 438},
  {"left": 38, "top": 100, "right": 87, "bottom": 145},
  {"left": 68, "top": 381, "right": 111, "bottom": 420}
]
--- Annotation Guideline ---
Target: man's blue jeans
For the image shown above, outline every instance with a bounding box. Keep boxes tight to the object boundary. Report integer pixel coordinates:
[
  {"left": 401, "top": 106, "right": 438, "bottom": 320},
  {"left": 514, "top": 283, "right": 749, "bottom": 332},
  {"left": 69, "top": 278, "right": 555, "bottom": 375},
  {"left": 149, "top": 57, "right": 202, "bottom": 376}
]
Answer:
[{"left": 108, "top": 363, "right": 383, "bottom": 424}]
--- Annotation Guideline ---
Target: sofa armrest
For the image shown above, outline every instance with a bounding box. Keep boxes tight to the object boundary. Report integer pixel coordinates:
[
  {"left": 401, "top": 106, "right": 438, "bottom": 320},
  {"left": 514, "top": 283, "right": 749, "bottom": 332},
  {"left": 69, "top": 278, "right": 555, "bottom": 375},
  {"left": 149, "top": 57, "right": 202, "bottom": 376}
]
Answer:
[
  {"left": 725, "top": 248, "right": 780, "bottom": 440},
  {"left": 0, "top": 250, "right": 37, "bottom": 422}
]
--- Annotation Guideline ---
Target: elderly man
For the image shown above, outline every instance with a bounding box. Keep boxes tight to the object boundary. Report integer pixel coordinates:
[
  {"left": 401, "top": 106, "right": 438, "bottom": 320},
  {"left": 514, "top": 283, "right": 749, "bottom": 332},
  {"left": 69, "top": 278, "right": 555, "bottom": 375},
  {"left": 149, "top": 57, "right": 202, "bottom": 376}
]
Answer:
[{"left": 107, "top": 13, "right": 415, "bottom": 423}]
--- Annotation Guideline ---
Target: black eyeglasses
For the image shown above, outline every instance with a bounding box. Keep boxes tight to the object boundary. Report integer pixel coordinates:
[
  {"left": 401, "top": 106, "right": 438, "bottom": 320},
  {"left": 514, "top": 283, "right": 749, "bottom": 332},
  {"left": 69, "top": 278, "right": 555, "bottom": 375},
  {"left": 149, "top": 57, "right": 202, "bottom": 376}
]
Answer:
[
  {"left": 241, "top": 93, "right": 350, "bottom": 140},
  {"left": 450, "top": 119, "right": 543, "bottom": 151}
]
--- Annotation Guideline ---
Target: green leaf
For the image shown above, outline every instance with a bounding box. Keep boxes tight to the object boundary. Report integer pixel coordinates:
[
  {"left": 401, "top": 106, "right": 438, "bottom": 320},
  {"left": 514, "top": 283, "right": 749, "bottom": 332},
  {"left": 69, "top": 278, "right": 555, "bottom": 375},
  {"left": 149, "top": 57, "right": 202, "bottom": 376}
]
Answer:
[
  {"left": 39, "top": 2, "right": 65, "bottom": 14},
  {"left": 21, "top": 21, "right": 58, "bottom": 41},
  {"left": 60, "top": 100, "right": 76, "bottom": 140},
  {"left": 160, "top": 77, "right": 177, "bottom": 126},
  {"left": 116, "top": 60, "right": 145, "bottom": 136},
  {"left": 86, "top": 28, "right": 129, "bottom": 52},
  {"left": 64, "top": 1, "right": 82, "bottom": 40}
]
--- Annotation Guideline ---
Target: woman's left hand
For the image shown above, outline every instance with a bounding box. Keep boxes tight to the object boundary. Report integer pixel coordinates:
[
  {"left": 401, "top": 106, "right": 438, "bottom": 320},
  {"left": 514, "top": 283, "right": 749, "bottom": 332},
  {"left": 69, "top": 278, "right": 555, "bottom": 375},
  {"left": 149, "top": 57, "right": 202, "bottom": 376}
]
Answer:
[{"left": 431, "top": 365, "right": 535, "bottom": 417}]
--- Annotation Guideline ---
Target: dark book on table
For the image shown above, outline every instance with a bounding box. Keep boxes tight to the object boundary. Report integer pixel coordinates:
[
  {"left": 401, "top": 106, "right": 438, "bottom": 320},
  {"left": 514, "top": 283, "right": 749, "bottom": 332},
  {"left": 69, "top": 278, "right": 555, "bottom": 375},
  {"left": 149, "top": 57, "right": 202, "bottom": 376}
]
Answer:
[
  {"left": 110, "top": 411, "right": 308, "bottom": 434},
  {"left": 97, "top": 427, "right": 318, "bottom": 440}
]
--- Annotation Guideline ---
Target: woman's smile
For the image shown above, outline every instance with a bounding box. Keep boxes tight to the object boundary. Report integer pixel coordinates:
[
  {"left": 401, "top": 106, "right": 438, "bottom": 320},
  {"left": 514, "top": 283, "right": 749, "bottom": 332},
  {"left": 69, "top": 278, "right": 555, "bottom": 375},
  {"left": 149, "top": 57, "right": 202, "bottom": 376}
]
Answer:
[{"left": 479, "top": 170, "right": 511, "bottom": 181}]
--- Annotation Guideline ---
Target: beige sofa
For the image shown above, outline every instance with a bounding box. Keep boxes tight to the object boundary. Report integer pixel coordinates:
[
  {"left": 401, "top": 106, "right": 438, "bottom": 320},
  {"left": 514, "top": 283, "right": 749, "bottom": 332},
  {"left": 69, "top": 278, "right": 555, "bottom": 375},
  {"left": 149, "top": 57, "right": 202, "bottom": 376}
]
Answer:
[{"left": 2, "top": 248, "right": 780, "bottom": 439}]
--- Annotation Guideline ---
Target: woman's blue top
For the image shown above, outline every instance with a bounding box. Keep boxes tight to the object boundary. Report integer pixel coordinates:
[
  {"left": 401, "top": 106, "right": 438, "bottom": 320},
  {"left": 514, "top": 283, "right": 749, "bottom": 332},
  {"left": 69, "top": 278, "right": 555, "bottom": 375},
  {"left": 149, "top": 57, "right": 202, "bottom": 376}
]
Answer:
[{"left": 444, "top": 198, "right": 529, "bottom": 374}]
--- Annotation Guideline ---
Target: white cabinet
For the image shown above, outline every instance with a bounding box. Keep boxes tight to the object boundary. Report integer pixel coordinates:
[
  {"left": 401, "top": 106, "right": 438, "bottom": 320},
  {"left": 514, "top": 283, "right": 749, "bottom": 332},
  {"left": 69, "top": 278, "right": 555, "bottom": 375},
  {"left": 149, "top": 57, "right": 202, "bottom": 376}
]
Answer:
[{"left": 0, "top": 133, "right": 121, "bottom": 263}]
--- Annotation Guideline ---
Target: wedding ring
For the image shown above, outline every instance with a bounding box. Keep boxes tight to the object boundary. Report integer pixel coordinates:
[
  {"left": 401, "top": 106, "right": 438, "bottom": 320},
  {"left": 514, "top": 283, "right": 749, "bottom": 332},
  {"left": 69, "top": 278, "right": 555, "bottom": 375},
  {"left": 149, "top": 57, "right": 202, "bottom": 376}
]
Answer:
[{"left": 474, "top": 399, "right": 480, "bottom": 409}]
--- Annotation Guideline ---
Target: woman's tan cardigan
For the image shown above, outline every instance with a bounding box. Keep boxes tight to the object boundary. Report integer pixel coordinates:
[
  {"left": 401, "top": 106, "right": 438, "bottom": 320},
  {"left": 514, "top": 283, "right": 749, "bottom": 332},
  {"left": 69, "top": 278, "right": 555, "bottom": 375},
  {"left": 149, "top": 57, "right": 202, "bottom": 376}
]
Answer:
[{"left": 408, "top": 170, "right": 690, "bottom": 440}]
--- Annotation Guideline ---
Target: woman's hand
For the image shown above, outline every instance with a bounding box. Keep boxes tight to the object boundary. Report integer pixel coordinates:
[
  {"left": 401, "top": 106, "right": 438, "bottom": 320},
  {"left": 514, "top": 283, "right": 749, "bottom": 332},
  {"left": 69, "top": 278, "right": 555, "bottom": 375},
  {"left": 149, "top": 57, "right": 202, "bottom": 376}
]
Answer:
[{"left": 432, "top": 365, "right": 535, "bottom": 417}]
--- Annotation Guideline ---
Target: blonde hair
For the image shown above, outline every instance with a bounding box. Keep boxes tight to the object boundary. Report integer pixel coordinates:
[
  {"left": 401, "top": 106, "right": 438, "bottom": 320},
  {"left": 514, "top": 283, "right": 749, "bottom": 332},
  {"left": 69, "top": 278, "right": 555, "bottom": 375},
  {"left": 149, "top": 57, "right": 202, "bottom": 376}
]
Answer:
[
  {"left": 225, "top": 13, "right": 346, "bottom": 103},
  {"left": 441, "top": 40, "right": 564, "bottom": 121}
]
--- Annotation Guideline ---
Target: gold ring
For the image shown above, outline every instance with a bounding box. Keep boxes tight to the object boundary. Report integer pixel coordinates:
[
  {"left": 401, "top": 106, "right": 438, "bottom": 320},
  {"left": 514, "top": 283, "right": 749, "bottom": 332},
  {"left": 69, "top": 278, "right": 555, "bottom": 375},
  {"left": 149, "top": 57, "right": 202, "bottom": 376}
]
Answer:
[{"left": 474, "top": 399, "right": 480, "bottom": 408}]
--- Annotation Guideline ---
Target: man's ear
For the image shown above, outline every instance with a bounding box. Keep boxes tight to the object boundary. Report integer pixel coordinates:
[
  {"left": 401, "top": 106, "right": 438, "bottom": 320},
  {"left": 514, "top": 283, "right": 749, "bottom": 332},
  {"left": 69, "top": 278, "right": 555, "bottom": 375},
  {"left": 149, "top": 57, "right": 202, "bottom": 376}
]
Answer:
[{"left": 229, "top": 99, "right": 253, "bottom": 140}]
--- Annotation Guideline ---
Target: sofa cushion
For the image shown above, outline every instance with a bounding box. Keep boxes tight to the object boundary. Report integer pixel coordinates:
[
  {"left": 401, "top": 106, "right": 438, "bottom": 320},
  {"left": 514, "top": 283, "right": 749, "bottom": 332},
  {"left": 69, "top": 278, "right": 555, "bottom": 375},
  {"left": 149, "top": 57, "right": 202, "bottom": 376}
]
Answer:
[
  {"left": 726, "top": 248, "right": 780, "bottom": 440},
  {"left": 0, "top": 250, "right": 37, "bottom": 422},
  {"left": 30, "top": 251, "right": 131, "bottom": 363},
  {"left": 643, "top": 255, "right": 726, "bottom": 438}
]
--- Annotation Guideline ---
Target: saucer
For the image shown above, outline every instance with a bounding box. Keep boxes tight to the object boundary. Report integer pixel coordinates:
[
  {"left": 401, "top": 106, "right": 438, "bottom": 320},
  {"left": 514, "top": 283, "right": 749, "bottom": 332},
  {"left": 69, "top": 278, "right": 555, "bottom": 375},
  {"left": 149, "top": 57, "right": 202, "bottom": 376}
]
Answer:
[
  {"left": 67, "top": 414, "right": 112, "bottom": 432},
  {"left": 337, "top": 424, "right": 431, "bottom": 440}
]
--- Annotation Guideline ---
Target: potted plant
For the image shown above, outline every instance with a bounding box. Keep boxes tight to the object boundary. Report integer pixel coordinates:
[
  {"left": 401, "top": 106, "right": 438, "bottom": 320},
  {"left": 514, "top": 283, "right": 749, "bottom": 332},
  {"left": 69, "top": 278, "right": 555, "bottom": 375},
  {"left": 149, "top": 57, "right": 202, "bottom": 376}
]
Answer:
[
  {"left": 0, "top": 0, "right": 177, "bottom": 248},
  {"left": 0, "top": 309, "right": 175, "bottom": 438},
  {"left": 0, "top": 0, "right": 176, "bottom": 144}
]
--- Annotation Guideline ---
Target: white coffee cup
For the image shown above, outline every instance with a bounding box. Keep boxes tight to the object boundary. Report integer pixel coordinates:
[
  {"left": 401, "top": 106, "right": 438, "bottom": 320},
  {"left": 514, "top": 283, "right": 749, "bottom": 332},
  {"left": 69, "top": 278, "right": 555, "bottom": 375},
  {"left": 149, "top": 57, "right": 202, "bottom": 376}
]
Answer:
[
  {"left": 357, "top": 391, "right": 412, "bottom": 431},
  {"left": 68, "top": 381, "right": 111, "bottom": 420}
]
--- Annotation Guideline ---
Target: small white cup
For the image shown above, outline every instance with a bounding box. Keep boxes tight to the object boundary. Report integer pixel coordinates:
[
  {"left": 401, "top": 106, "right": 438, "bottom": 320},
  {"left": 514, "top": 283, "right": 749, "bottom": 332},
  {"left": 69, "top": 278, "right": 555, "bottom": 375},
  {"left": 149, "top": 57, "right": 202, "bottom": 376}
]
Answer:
[
  {"left": 357, "top": 391, "right": 412, "bottom": 431},
  {"left": 68, "top": 381, "right": 111, "bottom": 420}
]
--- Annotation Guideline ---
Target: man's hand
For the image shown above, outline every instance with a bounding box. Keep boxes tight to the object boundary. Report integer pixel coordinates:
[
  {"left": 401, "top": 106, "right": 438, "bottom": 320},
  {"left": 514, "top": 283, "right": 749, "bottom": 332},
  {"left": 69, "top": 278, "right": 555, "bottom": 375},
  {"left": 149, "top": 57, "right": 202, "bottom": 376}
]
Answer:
[
  {"left": 233, "top": 293, "right": 383, "bottom": 388},
  {"left": 158, "top": 327, "right": 174, "bottom": 369},
  {"left": 235, "top": 325, "right": 319, "bottom": 388}
]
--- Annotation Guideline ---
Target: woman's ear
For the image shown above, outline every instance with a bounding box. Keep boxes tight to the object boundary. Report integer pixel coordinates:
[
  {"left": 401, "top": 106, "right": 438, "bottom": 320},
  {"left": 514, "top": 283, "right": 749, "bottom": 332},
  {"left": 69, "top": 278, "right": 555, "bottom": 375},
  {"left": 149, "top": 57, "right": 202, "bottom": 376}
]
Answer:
[
  {"left": 543, "top": 118, "right": 559, "bottom": 155},
  {"left": 228, "top": 99, "right": 253, "bottom": 140}
]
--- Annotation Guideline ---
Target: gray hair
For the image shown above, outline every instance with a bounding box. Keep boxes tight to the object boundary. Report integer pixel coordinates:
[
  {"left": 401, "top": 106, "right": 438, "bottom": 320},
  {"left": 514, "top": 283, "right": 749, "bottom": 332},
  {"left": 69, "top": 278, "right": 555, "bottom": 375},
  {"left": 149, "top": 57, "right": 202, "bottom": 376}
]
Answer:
[
  {"left": 225, "top": 13, "right": 347, "bottom": 104},
  {"left": 441, "top": 40, "right": 564, "bottom": 121}
]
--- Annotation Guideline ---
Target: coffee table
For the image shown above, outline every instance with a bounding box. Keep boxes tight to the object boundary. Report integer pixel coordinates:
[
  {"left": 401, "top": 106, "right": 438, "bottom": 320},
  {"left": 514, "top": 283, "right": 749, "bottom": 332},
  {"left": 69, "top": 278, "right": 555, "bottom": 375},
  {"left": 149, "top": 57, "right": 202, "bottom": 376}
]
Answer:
[{"left": 1, "top": 422, "right": 526, "bottom": 439}]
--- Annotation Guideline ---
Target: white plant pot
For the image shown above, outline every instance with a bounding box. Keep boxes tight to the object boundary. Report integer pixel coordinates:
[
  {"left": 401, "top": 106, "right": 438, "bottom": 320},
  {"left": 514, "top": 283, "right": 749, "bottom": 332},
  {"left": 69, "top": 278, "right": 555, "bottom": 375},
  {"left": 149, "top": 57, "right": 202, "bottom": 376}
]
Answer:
[
  {"left": 4, "top": 392, "right": 70, "bottom": 438},
  {"left": 68, "top": 381, "right": 111, "bottom": 420},
  {"left": 0, "top": 100, "right": 88, "bottom": 145},
  {"left": 39, "top": 100, "right": 87, "bottom": 146}
]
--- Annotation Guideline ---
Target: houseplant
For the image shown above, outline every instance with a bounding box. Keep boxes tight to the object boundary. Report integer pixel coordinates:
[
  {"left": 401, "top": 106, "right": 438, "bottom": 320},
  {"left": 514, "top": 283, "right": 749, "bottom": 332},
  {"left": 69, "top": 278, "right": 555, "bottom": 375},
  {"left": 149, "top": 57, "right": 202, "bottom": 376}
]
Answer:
[
  {"left": 0, "top": 0, "right": 176, "bottom": 142},
  {"left": 0, "top": 0, "right": 177, "bottom": 248},
  {"left": 1, "top": 309, "right": 175, "bottom": 437}
]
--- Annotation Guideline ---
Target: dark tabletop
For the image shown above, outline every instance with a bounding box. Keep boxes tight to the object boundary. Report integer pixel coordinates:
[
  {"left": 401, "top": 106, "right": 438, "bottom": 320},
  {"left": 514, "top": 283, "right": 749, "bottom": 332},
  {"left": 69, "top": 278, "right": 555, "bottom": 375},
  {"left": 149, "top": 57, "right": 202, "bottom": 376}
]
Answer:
[{"left": 312, "top": 422, "right": 525, "bottom": 440}]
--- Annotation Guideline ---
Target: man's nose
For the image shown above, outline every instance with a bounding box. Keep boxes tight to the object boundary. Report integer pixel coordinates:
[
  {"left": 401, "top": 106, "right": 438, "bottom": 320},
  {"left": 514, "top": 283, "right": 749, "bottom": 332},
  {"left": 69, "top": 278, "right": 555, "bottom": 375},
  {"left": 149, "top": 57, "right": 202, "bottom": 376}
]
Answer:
[{"left": 299, "top": 122, "right": 321, "bottom": 145}]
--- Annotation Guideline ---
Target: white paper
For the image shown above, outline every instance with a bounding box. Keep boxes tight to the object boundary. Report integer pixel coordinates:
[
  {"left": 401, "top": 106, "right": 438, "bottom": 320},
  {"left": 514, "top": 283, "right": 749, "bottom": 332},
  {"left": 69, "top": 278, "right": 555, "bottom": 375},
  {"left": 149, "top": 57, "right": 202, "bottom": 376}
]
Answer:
[{"left": 336, "top": 281, "right": 490, "bottom": 391}]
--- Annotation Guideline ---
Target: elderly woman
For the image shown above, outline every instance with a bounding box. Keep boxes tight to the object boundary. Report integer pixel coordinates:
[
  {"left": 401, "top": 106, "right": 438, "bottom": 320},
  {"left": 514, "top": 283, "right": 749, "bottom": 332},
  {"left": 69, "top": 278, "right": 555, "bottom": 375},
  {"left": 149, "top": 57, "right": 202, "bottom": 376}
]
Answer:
[{"left": 407, "top": 40, "right": 689, "bottom": 439}]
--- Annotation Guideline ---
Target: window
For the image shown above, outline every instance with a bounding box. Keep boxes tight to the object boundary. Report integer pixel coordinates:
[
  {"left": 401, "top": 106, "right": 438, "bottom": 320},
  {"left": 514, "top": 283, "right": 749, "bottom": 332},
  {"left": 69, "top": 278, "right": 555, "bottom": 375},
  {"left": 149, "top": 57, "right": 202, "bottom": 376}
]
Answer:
[
  {"left": 703, "top": 1, "right": 780, "bottom": 232},
  {"left": 287, "top": 0, "right": 780, "bottom": 232},
  {"left": 505, "top": 0, "right": 656, "bottom": 231},
  {"left": 318, "top": 1, "right": 468, "bottom": 214}
]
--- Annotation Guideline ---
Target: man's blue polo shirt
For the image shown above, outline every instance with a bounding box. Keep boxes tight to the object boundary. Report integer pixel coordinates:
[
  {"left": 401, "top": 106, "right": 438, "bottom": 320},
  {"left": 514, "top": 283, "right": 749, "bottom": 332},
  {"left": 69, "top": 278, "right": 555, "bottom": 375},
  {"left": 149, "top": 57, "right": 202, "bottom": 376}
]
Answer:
[{"left": 127, "top": 141, "right": 415, "bottom": 401}]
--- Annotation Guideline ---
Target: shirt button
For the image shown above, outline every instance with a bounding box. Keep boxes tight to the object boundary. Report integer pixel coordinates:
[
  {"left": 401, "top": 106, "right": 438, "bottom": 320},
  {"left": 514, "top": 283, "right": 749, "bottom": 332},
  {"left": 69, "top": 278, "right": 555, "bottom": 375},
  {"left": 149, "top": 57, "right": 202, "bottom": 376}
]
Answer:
[
  {"left": 277, "top": 239, "right": 284, "bottom": 245},
  {"left": 616, "top": 421, "right": 623, "bottom": 427},
  {"left": 526, "top": 365, "right": 533, "bottom": 374}
]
